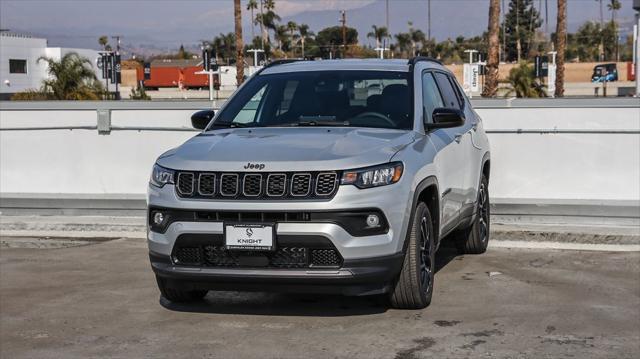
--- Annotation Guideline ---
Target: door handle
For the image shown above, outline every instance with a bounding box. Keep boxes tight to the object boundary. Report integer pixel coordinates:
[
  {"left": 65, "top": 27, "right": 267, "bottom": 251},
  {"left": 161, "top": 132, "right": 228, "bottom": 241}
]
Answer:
[
  {"left": 470, "top": 122, "right": 478, "bottom": 131},
  {"left": 454, "top": 133, "right": 464, "bottom": 143}
]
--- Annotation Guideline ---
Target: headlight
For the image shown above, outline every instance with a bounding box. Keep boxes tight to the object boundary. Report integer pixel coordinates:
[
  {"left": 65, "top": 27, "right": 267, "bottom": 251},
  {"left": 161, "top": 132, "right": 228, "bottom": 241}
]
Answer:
[
  {"left": 341, "top": 162, "right": 403, "bottom": 189},
  {"left": 150, "top": 164, "right": 175, "bottom": 188}
]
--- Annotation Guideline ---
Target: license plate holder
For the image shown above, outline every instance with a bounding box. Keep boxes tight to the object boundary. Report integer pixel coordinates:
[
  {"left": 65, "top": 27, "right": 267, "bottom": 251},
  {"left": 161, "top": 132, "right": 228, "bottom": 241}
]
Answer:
[{"left": 224, "top": 223, "right": 275, "bottom": 251}]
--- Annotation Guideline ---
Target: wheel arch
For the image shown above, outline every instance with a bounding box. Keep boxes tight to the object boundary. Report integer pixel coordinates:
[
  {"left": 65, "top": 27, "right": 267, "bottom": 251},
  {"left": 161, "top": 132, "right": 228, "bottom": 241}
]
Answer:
[
  {"left": 403, "top": 176, "right": 440, "bottom": 253},
  {"left": 481, "top": 152, "right": 491, "bottom": 182}
]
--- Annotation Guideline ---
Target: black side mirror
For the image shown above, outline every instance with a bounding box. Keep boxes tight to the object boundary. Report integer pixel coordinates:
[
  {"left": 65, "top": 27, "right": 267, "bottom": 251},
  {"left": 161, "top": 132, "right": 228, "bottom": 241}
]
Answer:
[
  {"left": 191, "top": 110, "right": 215, "bottom": 130},
  {"left": 425, "top": 107, "right": 465, "bottom": 130}
]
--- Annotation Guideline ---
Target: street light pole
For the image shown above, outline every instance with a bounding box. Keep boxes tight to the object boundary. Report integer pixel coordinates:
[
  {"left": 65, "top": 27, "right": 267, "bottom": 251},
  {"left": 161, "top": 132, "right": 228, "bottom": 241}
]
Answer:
[
  {"left": 635, "top": 9, "right": 640, "bottom": 97},
  {"left": 247, "top": 49, "right": 265, "bottom": 73}
]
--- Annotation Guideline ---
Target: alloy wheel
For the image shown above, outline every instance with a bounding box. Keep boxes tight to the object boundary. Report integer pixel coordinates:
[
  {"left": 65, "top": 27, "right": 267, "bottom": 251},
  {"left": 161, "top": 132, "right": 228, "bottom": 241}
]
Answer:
[{"left": 419, "top": 215, "right": 432, "bottom": 293}]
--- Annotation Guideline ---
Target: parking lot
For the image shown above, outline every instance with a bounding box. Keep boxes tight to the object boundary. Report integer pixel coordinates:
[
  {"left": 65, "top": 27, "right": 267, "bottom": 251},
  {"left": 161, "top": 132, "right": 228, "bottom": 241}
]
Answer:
[{"left": 1, "top": 236, "right": 638, "bottom": 359}]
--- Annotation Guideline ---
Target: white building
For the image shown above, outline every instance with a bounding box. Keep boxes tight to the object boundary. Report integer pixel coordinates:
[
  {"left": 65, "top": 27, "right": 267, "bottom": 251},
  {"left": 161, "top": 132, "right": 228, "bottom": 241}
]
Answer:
[{"left": 0, "top": 32, "right": 101, "bottom": 100}]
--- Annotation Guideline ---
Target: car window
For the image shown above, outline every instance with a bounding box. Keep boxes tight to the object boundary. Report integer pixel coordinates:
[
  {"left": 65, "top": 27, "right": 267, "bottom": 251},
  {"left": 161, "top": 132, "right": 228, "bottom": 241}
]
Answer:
[
  {"left": 421, "top": 72, "right": 444, "bottom": 124},
  {"left": 233, "top": 84, "right": 267, "bottom": 123},
  {"left": 448, "top": 76, "right": 466, "bottom": 109},
  {"left": 433, "top": 72, "right": 460, "bottom": 109},
  {"left": 213, "top": 71, "right": 412, "bottom": 130}
]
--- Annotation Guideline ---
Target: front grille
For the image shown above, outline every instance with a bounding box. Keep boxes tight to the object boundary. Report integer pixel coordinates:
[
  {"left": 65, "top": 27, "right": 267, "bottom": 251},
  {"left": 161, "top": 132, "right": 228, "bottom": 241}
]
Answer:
[
  {"left": 176, "top": 172, "right": 194, "bottom": 195},
  {"left": 243, "top": 174, "right": 262, "bottom": 196},
  {"left": 220, "top": 174, "right": 239, "bottom": 196},
  {"left": 198, "top": 174, "right": 216, "bottom": 195},
  {"left": 315, "top": 173, "right": 338, "bottom": 195},
  {"left": 291, "top": 173, "right": 311, "bottom": 196},
  {"left": 172, "top": 234, "right": 343, "bottom": 269},
  {"left": 175, "top": 171, "right": 340, "bottom": 200},
  {"left": 266, "top": 174, "right": 286, "bottom": 196}
]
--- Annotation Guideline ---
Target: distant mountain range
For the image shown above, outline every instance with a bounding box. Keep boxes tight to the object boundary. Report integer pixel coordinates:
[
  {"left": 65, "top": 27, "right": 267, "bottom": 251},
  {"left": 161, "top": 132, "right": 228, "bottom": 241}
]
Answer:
[{"left": 1, "top": 0, "right": 636, "bottom": 56}]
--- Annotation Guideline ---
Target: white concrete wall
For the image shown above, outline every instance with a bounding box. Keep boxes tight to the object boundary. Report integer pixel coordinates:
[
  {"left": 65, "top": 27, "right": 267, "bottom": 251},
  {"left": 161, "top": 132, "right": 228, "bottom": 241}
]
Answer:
[{"left": 1, "top": 100, "right": 639, "bottom": 205}]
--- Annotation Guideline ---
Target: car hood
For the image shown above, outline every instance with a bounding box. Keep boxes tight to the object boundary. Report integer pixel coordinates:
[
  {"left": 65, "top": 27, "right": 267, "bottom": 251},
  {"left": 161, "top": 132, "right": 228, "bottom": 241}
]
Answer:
[{"left": 157, "top": 127, "right": 415, "bottom": 172}]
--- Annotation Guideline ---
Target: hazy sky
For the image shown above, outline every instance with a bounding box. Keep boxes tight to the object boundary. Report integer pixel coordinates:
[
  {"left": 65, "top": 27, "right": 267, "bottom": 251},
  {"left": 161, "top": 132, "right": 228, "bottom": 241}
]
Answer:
[{"left": 0, "top": 0, "right": 636, "bottom": 51}]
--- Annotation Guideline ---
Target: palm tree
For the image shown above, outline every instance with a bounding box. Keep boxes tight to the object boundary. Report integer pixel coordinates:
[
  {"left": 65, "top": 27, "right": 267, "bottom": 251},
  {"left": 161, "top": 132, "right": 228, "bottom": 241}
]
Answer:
[
  {"left": 259, "top": 10, "right": 281, "bottom": 47},
  {"left": 297, "top": 23, "right": 314, "bottom": 58},
  {"left": 274, "top": 24, "right": 288, "bottom": 51},
  {"left": 607, "top": 0, "right": 621, "bottom": 60},
  {"left": 607, "top": 0, "right": 621, "bottom": 23},
  {"left": 482, "top": 0, "right": 500, "bottom": 98},
  {"left": 246, "top": 0, "right": 258, "bottom": 40},
  {"left": 555, "top": 0, "right": 567, "bottom": 97},
  {"left": 506, "top": 62, "right": 545, "bottom": 98},
  {"left": 14, "top": 52, "right": 104, "bottom": 100},
  {"left": 287, "top": 21, "right": 298, "bottom": 55},
  {"left": 234, "top": 0, "right": 244, "bottom": 86},
  {"left": 407, "top": 22, "right": 425, "bottom": 56},
  {"left": 367, "top": 25, "right": 389, "bottom": 48},
  {"left": 394, "top": 33, "right": 412, "bottom": 58},
  {"left": 98, "top": 36, "right": 109, "bottom": 50}
]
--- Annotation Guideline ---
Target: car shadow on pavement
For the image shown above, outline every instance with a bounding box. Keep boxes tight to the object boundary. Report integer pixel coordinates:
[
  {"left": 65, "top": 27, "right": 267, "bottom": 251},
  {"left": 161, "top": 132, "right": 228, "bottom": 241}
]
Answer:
[{"left": 160, "top": 241, "right": 462, "bottom": 317}]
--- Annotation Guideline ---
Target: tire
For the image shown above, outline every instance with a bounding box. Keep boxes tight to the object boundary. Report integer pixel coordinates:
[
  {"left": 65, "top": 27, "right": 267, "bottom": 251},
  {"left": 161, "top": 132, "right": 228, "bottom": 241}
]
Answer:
[
  {"left": 389, "top": 202, "right": 435, "bottom": 309},
  {"left": 455, "top": 174, "right": 490, "bottom": 254},
  {"left": 155, "top": 276, "right": 208, "bottom": 303}
]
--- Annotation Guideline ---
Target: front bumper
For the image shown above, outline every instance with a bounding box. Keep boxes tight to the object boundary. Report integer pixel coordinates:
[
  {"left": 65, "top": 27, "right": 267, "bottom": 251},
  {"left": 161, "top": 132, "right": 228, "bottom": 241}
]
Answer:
[
  {"left": 147, "top": 182, "right": 412, "bottom": 295},
  {"left": 150, "top": 250, "right": 404, "bottom": 296}
]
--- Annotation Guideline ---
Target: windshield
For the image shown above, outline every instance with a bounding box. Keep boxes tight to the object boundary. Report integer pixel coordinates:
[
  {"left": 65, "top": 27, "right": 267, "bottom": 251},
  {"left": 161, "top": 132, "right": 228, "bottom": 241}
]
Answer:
[{"left": 210, "top": 71, "right": 412, "bottom": 130}]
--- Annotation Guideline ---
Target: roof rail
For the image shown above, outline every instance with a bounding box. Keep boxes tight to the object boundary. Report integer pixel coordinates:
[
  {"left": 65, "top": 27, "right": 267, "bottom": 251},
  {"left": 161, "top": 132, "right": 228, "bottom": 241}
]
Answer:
[
  {"left": 263, "top": 58, "right": 305, "bottom": 69},
  {"left": 407, "top": 56, "right": 443, "bottom": 66}
]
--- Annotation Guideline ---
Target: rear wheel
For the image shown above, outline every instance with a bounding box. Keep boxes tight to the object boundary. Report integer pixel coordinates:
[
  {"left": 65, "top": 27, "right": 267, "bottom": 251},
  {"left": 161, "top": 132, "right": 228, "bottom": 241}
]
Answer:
[
  {"left": 455, "top": 174, "right": 490, "bottom": 254},
  {"left": 389, "top": 202, "right": 435, "bottom": 309},
  {"left": 155, "top": 276, "right": 208, "bottom": 303}
]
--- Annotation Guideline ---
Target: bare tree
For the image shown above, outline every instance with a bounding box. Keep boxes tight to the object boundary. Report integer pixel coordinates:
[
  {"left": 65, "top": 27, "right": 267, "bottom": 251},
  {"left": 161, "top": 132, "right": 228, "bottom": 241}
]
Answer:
[
  {"left": 554, "top": 0, "right": 566, "bottom": 97},
  {"left": 234, "top": 0, "right": 244, "bottom": 86},
  {"left": 482, "top": 0, "right": 501, "bottom": 97}
]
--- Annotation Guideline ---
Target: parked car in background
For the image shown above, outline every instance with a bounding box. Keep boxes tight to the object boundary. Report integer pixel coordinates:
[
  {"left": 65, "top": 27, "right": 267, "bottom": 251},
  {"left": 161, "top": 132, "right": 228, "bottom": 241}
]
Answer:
[{"left": 591, "top": 63, "right": 618, "bottom": 83}]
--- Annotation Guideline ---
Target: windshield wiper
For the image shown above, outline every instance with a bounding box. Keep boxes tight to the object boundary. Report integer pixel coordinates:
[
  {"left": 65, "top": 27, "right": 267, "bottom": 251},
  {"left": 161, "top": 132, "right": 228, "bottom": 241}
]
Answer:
[
  {"left": 210, "top": 122, "right": 251, "bottom": 129},
  {"left": 292, "top": 116, "right": 350, "bottom": 127}
]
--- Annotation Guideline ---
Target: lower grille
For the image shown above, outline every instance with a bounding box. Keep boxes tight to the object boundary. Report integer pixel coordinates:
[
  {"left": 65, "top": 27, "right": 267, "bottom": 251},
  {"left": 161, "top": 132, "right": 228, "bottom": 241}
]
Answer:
[
  {"left": 175, "top": 247, "right": 201, "bottom": 265},
  {"left": 172, "top": 234, "right": 343, "bottom": 269},
  {"left": 310, "top": 249, "right": 342, "bottom": 267}
]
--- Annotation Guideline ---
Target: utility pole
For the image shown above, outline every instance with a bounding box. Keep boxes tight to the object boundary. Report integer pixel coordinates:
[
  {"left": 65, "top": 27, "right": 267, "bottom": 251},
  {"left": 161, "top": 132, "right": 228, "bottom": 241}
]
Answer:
[
  {"left": 386, "top": 0, "right": 389, "bottom": 30},
  {"left": 427, "top": 0, "right": 431, "bottom": 42},
  {"left": 340, "top": 10, "right": 347, "bottom": 57}
]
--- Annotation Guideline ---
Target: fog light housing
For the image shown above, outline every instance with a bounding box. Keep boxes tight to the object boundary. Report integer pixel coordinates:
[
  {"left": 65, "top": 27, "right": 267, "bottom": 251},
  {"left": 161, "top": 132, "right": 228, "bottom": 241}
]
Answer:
[
  {"left": 366, "top": 214, "right": 380, "bottom": 228},
  {"left": 153, "top": 212, "right": 165, "bottom": 225}
]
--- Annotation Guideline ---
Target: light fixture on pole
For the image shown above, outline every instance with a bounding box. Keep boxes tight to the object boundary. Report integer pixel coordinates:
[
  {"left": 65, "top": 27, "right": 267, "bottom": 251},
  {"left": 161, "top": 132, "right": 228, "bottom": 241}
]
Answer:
[{"left": 247, "top": 49, "right": 265, "bottom": 68}]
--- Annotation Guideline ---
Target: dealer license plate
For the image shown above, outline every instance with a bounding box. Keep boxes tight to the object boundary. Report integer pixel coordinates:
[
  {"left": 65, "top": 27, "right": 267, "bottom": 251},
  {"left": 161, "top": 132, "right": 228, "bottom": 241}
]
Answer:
[{"left": 225, "top": 224, "right": 274, "bottom": 251}]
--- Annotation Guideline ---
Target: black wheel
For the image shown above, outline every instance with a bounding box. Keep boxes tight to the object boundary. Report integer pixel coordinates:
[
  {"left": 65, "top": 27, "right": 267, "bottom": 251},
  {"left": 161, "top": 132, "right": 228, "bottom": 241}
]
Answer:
[
  {"left": 155, "top": 276, "right": 208, "bottom": 303},
  {"left": 389, "top": 202, "right": 435, "bottom": 309},
  {"left": 455, "top": 174, "right": 490, "bottom": 254}
]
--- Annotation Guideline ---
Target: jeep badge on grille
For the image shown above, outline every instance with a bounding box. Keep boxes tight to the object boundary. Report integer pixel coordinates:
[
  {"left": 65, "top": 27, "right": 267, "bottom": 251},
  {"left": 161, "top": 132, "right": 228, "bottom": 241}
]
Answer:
[{"left": 244, "top": 163, "right": 266, "bottom": 170}]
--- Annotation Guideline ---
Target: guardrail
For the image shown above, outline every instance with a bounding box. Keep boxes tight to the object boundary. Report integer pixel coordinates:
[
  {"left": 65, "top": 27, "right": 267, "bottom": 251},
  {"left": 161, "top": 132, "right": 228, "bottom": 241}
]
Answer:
[{"left": 1, "top": 98, "right": 639, "bottom": 220}]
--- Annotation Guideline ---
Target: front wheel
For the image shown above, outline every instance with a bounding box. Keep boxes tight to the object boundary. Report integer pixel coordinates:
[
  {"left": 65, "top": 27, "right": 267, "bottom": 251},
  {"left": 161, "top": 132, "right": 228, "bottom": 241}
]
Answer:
[
  {"left": 455, "top": 174, "right": 490, "bottom": 254},
  {"left": 389, "top": 202, "right": 435, "bottom": 309}
]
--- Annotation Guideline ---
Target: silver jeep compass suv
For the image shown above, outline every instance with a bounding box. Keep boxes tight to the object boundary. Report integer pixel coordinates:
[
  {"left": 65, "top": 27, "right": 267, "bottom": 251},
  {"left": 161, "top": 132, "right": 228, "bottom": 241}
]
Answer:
[{"left": 147, "top": 58, "right": 491, "bottom": 309}]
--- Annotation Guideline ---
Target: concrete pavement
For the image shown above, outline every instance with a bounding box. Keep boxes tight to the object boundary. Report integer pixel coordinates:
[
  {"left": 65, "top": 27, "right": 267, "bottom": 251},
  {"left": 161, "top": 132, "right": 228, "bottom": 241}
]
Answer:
[{"left": 1, "top": 236, "right": 638, "bottom": 358}]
